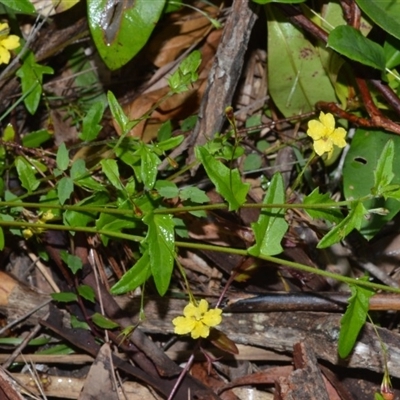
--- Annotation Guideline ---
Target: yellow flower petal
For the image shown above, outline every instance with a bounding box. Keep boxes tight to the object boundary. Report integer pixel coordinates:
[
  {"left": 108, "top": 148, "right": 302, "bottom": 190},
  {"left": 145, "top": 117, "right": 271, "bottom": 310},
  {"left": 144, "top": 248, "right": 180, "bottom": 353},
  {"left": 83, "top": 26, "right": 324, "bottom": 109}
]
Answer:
[
  {"left": 1, "top": 35, "right": 20, "bottom": 50},
  {"left": 202, "top": 308, "right": 222, "bottom": 327},
  {"left": 191, "top": 321, "right": 209, "bottom": 339},
  {"left": 0, "top": 46, "right": 10, "bottom": 64},
  {"left": 313, "top": 138, "right": 333, "bottom": 156},
  {"left": 331, "top": 127, "right": 347, "bottom": 148},
  {"left": 197, "top": 299, "right": 209, "bottom": 314},
  {"left": 172, "top": 316, "right": 196, "bottom": 335},
  {"left": 183, "top": 302, "right": 198, "bottom": 318},
  {"left": 307, "top": 120, "right": 326, "bottom": 141},
  {"left": 0, "top": 23, "right": 9, "bottom": 33},
  {"left": 318, "top": 111, "right": 335, "bottom": 132}
]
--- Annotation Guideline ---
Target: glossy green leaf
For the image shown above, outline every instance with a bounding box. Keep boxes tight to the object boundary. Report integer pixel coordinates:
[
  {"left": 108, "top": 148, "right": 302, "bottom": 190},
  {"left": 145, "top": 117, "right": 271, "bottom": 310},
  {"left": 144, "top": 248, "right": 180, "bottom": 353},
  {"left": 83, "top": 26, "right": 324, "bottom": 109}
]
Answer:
[
  {"left": 328, "top": 25, "right": 386, "bottom": 71},
  {"left": 80, "top": 102, "right": 104, "bottom": 141},
  {"left": 57, "top": 176, "right": 74, "bottom": 205},
  {"left": 51, "top": 292, "right": 78, "bottom": 303},
  {"left": 87, "top": 0, "right": 165, "bottom": 70},
  {"left": 338, "top": 279, "right": 374, "bottom": 358},
  {"left": 110, "top": 249, "right": 151, "bottom": 295},
  {"left": 267, "top": 5, "right": 336, "bottom": 117},
  {"left": 56, "top": 143, "right": 69, "bottom": 171},
  {"left": 15, "top": 156, "right": 39, "bottom": 192},
  {"left": 0, "top": 0, "right": 35, "bottom": 13},
  {"left": 317, "top": 201, "right": 367, "bottom": 248},
  {"left": 101, "top": 159, "right": 124, "bottom": 191},
  {"left": 16, "top": 51, "right": 53, "bottom": 114},
  {"left": 248, "top": 173, "right": 288, "bottom": 257},
  {"left": 195, "top": 146, "right": 249, "bottom": 211},
  {"left": 384, "top": 36, "right": 400, "bottom": 69},
  {"left": 143, "top": 213, "right": 175, "bottom": 296},
  {"left": 107, "top": 91, "right": 129, "bottom": 132},
  {"left": 356, "top": 0, "right": 400, "bottom": 41},
  {"left": 71, "top": 159, "right": 106, "bottom": 192},
  {"left": 155, "top": 135, "right": 184, "bottom": 152},
  {"left": 77, "top": 285, "right": 96, "bottom": 303},
  {"left": 91, "top": 313, "right": 119, "bottom": 329},
  {"left": 372, "top": 140, "right": 394, "bottom": 196},
  {"left": 303, "top": 188, "right": 343, "bottom": 223},
  {"left": 137, "top": 144, "right": 161, "bottom": 190},
  {"left": 343, "top": 129, "right": 400, "bottom": 239}
]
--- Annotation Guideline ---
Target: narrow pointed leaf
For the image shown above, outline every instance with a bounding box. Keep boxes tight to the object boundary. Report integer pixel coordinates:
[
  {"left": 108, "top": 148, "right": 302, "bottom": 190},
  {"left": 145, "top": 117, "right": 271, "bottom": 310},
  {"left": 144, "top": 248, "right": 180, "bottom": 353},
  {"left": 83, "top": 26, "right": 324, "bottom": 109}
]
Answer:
[{"left": 248, "top": 173, "right": 288, "bottom": 257}]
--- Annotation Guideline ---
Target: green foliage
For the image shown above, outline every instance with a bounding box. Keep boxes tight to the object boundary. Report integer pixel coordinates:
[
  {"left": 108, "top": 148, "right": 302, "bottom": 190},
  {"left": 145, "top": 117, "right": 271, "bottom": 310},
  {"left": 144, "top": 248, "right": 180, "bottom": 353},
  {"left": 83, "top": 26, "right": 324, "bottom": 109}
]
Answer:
[
  {"left": 195, "top": 146, "right": 249, "bottom": 211},
  {"left": 91, "top": 313, "right": 119, "bottom": 329},
  {"left": 328, "top": 25, "right": 386, "bottom": 71},
  {"left": 143, "top": 213, "right": 175, "bottom": 296},
  {"left": 266, "top": 4, "right": 337, "bottom": 117},
  {"left": 87, "top": 0, "right": 166, "bottom": 70},
  {"left": 343, "top": 129, "right": 400, "bottom": 239},
  {"left": 248, "top": 173, "right": 288, "bottom": 257},
  {"left": 0, "top": 0, "right": 35, "bottom": 13},
  {"left": 51, "top": 292, "right": 78, "bottom": 303},
  {"left": 355, "top": 0, "right": 400, "bottom": 41},
  {"left": 168, "top": 50, "right": 202, "bottom": 93},
  {"left": 338, "top": 278, "right": 374, "bottom": 358},
  {"left": 303, "top": 188, "right": 343, "bottom": 223},
  {"left": 60, "top": 250, "right": 83, "bottom": 274},
  {"left": 16, "top": 51, "right": 53, "bottom": 114}
]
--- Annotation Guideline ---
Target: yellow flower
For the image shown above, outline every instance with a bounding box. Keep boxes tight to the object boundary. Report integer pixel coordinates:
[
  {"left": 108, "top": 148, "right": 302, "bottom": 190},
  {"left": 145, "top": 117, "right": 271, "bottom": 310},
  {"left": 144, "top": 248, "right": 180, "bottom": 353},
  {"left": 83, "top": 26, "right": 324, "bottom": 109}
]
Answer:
[
  {"left": 172, "top": 299, "right": 222, "bottom": 339},
  {"left": 307, "top": 112, "right": 347, "bottom": 158},
  {"left": 0, "top": 22, "right": 20, "bottom": 65}
]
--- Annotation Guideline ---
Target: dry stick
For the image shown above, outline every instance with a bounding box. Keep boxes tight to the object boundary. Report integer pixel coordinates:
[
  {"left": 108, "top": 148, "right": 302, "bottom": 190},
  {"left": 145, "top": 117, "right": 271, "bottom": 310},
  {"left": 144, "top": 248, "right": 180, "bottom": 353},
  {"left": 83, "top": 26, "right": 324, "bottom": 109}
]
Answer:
[{"left": 2, "top": 313, "right": 49, "bottom": 370}]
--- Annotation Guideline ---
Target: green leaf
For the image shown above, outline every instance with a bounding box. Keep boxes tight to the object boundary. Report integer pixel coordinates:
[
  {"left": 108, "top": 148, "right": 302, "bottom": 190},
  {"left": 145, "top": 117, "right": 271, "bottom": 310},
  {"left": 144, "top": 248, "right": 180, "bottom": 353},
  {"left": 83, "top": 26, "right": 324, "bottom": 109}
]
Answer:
[
  {"left": 343, "top": 129, "right": 400, "bottom": 239},
  {"left": 356, "top": 0, "right": 400, "bottom": 41},
  {"left": 60, "top": 251, "right": 83, "bottom": 274},
  {"left": 77, "top": 285, "right": 96, "bottom": 303},
  {"left": 384, "top": 36, "right": 400, "bottom": 69},
  {"left": 372, "top": 140, "right": 394, "bottom": 196},
  {"left": 155, "top": 180, "right": 179, "bottom": 199},
  {"left": 317, "top": 201, "right": 368, "bottom": 248},
  {"left": 248, "top": 173, "right": 288, "bottom": 257},
  {"left": 303, "top": 188, "right": 343, "bottom": 223},
  {"left": 195, "top": 146, "right": 249, "bottom": 211},
  {"left": 22, "top": 129, "right": 52, "bottom": 148},
  {"left": 338, "top": 279, "right": 374, "bottom": 358},
  {"left": 57, "top": 176, "right": 74, "bottom": 205},
  {"left": 110, "top": 249, "right": 151, "bottom": 295},
  {"left": 80, "top": 102, "right": 104, "bottom": 141},
  {"left": 87, "top": 0, "right": 165, "bottom": 70},
  {"left": 15, "top": 156, "right": 40, "bottom": 192},
  {"left": 64, "top": 192, "right": 109, "bottom": 228},
  {"left": 243, "top": 153, "right": 262, "bottom": 172},
  {"left": 137, "top": 144, "right": 161, "bottom": 190},
  {"left": 0, "top": 225, "right": 5, "bottom": 251},
  {"left": 168, "top": 50, "right": 202, "bottom": 93},
  {"left": 71, "top": 159, "right": 106, "bottom": 192},
  {"left": 143, "top": 213, "right": 175, "bottom": 296},
  {"left": 101, "top": 159, "right": 124, "bottom": 191},
  {"left": 0, "top": 0, "right": 35, "bottom": 13},
  {"left": 107, "top": 91, "right": 129, "bottom": 132},
  {"left": 328, "top": 25, "right": 386, "bottom": 71},
  {"left": 51, "top": 292, "right": 78, "bottom": 303},
  {"left": 266, "top": 4, "right": 337, "bottom": 117},
  {"left": 179, "top": 187, "right": 209, "bottom": 204},
  {"left": 91, "top": 313, "right": 119, "bottom": 329},
  {"left": 16, "top": 51, "right": 53, "bottom": 114},
  {"left": 157, "top": 120, "right": 172, "bottom": 142},
  {"left": 155, "top": 135, "right": 184, "bottom": 152},
  {"left": 56, "top": 143, "right": 69, "bottom": 171}
]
